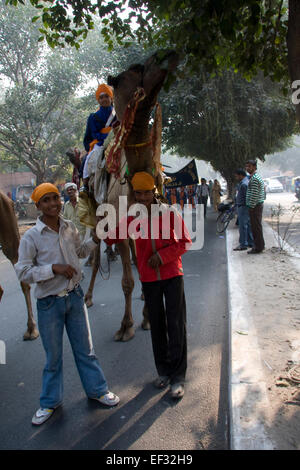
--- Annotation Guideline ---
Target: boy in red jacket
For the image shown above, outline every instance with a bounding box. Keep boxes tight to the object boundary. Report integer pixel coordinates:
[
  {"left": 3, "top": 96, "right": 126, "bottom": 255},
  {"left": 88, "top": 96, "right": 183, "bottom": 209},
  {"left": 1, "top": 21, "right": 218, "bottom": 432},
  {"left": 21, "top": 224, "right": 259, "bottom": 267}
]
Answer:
[{"left": 102, "top": 171, "right": 192, "bottom": 398}]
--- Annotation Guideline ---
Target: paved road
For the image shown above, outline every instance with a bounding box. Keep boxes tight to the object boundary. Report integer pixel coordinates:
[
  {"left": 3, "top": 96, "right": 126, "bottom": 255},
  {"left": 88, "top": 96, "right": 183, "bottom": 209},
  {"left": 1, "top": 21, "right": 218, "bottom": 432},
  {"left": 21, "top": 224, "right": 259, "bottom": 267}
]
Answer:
[{"left": 0, "top": 207, "right": 229, "bottom": 450}]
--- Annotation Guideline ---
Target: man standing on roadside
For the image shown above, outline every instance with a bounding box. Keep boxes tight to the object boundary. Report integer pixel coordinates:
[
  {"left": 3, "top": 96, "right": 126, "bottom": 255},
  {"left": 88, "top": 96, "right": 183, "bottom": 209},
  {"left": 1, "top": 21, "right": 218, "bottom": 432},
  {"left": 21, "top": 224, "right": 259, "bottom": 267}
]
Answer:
[
  {"left": 233, "top": 169, "right": 254, "bottom": 251},
  {"left": 245, "top": 160, "right": 265, "bottom": 254},
  {"left": 196, "top": 178, "right": 209, "bottom": 217}
]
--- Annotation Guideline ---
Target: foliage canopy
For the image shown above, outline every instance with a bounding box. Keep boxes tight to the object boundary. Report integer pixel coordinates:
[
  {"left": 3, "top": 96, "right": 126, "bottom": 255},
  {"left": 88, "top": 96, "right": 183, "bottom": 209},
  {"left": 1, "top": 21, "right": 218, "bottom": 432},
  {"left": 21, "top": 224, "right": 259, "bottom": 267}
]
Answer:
[{"left": 7, "top": 0, "right": 289, "bottom": 86}]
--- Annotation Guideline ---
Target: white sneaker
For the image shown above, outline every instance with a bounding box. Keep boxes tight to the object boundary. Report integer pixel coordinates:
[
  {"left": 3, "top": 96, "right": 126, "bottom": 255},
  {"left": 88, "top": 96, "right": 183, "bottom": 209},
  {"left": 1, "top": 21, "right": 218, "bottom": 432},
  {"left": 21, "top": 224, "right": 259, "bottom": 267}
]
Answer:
[
  {"left": 170, "top": 383, "right": 184, "bottom": 399},
  {"left": 32, "top": 407, "right": 54, "bottom": 426},
  {"left": 92, "top": 391, "right": 120, "bottom": 407}
]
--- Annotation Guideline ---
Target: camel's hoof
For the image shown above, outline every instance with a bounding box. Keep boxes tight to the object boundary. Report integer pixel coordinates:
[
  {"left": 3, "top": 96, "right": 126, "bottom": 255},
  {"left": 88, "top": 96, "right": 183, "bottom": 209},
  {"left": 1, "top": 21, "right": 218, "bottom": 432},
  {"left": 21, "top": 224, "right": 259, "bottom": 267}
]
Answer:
[
  {"left": 85, "top": 298, "right": 93, "bottom": 308},
  {"left": 141, "top": 319, "right": 150, "bottom": 330},
  {"left": 122, "top": 327, "right": 135, "bottom": 342},
  {"left": 114, "top": 327, "right": 135, "bottom": 342},
  {"left": 114, "top": 329, "right": 123, "bottom": 342},
  {"left": 23, "top": 329, "right": 39, "bottom": 341}
]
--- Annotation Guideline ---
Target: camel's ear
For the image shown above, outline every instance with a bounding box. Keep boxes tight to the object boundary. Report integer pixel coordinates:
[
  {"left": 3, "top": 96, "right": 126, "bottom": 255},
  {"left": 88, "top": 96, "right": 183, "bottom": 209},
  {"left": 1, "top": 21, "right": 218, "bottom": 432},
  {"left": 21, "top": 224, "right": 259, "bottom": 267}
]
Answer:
[
  {"left": 108, "top": 64, "right": 144, "bottom": 89},
  {"left": 107, "top": 75, "right": 118, "bottom": 88},
  {"left": 142, "top": 51, "right": 178, "bottom": 100},
  {"left": 128, "top": 64, "right": 144, "bottom": 74}
]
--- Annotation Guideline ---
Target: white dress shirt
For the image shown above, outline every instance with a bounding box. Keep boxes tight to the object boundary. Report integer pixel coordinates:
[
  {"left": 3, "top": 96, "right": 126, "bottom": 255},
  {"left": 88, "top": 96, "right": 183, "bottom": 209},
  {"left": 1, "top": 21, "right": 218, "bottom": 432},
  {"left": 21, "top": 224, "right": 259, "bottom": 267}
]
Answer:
[{"left": 15, "top": 216, "right": 97, "bottom": 299}]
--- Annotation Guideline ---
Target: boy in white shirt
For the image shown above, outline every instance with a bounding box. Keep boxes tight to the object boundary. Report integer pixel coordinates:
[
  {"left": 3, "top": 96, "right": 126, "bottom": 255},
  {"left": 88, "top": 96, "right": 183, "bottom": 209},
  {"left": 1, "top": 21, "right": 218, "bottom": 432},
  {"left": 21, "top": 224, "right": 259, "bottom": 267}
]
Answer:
[{"left": 15, "top": 183, "right": 119, "bottom": 426}]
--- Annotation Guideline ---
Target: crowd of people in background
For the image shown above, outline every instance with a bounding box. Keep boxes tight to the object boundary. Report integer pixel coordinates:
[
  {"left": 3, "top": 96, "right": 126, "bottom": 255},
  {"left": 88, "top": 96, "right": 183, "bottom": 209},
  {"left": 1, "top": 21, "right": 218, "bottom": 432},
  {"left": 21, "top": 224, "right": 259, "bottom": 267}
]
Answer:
[
  {"left": 163, "top": 160, "right": 265, "bottom": 255},
  {"left": 164, "top": 178, "right": 222, "bottom": 216}
]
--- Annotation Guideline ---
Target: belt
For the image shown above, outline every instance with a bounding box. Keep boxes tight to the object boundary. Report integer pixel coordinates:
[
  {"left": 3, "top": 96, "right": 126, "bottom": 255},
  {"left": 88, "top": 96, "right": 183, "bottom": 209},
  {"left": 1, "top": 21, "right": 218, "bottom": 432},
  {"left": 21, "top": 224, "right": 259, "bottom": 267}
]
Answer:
[{"left": 57, "top": 283, "right": 80, "bottom": 297}]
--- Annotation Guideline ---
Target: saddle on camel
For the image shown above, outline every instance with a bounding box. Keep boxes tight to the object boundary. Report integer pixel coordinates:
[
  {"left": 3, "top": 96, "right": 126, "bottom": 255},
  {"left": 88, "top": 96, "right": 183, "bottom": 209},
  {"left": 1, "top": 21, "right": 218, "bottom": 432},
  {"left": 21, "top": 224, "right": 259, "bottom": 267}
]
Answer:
[{"left": 69, "top": 51, "right": 178, "bottom": 343}]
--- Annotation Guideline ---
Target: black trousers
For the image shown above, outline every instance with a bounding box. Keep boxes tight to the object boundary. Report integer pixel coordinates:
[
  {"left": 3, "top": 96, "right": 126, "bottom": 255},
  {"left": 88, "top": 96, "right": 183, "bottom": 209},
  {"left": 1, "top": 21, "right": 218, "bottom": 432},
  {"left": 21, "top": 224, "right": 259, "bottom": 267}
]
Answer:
[
  {"left": 249, "top": 203, "right": 265, "bottom": 252},
  {"left": 199, "top": 195, "right": 208, "bottom": 217},
  {"left": 142, "top": 276, "right": 187, "bottom": 384}
]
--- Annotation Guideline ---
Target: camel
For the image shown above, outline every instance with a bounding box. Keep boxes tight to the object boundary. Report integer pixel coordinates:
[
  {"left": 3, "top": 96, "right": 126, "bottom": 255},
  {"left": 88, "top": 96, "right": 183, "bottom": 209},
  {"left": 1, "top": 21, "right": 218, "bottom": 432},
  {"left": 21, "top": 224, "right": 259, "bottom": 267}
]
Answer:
[
  {"left": 67, "top": 145, "right": 146, "bottom": 342},
  {"left": 0, "top": 191, "right": 39, "bottom": 340},
  {"left": 70, "top": 51, "right": 178, "bottom": 342}
]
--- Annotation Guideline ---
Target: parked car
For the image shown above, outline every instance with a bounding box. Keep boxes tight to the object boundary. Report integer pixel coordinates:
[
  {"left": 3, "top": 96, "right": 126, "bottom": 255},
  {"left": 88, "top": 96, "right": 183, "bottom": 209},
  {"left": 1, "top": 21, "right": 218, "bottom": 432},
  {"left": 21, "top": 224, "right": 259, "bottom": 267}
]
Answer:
[
  {"left": 264, "top": 178, "right": 284, "bottom": 193},
  {"left": 270, "top": 175, "right": 292, "bottom": 192}
]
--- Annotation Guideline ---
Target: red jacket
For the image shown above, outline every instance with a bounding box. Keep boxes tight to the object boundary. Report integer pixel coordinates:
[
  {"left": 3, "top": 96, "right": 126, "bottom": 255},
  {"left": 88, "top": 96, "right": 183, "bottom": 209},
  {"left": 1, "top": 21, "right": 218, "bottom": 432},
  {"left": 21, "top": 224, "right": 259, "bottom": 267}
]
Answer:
[{"left": 105, "top": 203, "right": 192, "bottom": 282}]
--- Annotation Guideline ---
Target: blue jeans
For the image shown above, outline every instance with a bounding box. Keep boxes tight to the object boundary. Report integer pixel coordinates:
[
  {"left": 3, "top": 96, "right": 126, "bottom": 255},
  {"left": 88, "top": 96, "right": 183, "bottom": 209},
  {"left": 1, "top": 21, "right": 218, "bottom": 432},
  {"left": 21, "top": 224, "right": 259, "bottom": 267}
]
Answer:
[
  {"left": 37, "top": 285, "right": 108, "bottom": 409},
  {"left": 237, "top": 205, "right": 254, "bottom": 248}
]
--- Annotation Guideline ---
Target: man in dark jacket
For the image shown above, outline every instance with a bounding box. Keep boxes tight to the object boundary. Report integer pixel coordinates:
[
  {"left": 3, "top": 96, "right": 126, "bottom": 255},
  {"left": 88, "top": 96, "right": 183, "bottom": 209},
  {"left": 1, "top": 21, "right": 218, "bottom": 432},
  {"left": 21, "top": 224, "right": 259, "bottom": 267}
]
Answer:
[{"left": 233, "top": 169, "right": 254, "bottom": 251}]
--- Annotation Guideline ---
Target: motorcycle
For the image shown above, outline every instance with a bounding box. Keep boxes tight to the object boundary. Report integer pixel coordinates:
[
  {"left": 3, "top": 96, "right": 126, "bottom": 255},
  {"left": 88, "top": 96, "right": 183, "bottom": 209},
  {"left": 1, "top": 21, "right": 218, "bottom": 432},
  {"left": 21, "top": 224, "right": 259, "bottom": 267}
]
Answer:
[{"left": 14, "top": 200, "right": 27, "bottom": 218}]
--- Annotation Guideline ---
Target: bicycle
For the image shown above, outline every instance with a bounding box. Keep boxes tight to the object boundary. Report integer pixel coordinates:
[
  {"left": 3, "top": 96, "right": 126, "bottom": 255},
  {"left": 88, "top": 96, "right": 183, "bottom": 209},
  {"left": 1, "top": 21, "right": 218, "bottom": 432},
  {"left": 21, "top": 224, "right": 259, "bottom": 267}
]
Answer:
[{"left": 216, "top": 202, "right": 236, "bottom": 233}]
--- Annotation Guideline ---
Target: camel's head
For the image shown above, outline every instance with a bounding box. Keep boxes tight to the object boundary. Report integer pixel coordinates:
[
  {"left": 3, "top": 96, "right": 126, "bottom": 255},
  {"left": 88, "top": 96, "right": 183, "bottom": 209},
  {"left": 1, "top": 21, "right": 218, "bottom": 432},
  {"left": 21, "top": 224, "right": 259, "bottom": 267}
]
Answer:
[
  {"left": 66, "top": 147, "right": 82, "bottom": 169},
  {"left": 107, "top": 51, "right": 178, "bottom": 120}
]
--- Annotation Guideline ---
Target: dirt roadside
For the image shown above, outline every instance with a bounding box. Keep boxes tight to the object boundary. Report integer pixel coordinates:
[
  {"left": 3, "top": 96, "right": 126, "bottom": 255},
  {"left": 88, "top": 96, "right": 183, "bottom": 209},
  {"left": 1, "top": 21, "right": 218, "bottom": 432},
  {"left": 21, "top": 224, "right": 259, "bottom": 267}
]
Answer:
[{"left": 228, "top": 212, "right": 300, "bottom": 450}]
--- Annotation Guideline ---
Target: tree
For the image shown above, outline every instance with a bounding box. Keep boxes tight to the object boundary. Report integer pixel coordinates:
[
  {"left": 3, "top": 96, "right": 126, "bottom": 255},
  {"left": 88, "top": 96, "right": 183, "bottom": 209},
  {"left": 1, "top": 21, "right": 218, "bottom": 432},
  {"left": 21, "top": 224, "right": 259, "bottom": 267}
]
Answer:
[
  {"left": 7, "top": 1, "right": 300, "bottom": 119},
  {"left": 77, "top": 24, "right": 151, "bottom": 82},
  {"left": 159, "top": 69, "right": 296, "bottom": 193},
  {"left": 0, "top": 2, "right": 83, "bottom": 183},
  {"left": 265, "top": 136, "right": 300, "bottom": 175},
  {"left": 5, "top": 1, "right": 288, "bottom": 78}
]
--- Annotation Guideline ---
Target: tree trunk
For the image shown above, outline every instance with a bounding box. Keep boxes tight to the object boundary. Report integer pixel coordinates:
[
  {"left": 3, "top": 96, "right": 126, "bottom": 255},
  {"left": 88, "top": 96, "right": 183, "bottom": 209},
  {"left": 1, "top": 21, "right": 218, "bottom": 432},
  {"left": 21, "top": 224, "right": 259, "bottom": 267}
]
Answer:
[
  {"left": 288, "top": 0, "right": 300, "bottom": 122},
  {"left": 35, "top": 171, "right": 45, "bottom": 185}
]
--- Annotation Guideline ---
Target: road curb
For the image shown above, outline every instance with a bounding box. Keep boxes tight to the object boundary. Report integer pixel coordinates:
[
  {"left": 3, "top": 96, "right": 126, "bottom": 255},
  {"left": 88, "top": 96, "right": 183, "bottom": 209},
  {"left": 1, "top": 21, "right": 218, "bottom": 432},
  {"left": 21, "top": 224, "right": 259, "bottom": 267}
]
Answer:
[{"left": 226, "top": 225, "right": 274, "bottom": 450}]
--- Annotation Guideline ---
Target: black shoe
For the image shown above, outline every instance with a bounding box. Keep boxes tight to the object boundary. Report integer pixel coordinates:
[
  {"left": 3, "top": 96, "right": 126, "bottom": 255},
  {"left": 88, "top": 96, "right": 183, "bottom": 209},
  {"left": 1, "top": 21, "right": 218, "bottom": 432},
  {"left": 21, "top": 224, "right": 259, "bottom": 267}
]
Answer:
[
  {"left": 247, "top": 248, "right": 262, "bottom": 254},
  {"left": 153, "top": 376, "right": 170, "bottom": 389},
  {"left": 233, "top": 246, "right": 247, "bottom": 251}
]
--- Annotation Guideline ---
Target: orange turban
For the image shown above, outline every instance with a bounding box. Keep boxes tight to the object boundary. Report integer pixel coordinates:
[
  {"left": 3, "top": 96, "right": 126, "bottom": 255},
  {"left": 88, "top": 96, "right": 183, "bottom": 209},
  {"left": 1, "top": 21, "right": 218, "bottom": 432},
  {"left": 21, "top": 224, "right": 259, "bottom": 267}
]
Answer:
[
  {"left": 31, "top": 183, "right": 60, "bottom": 203},
  {"left": 95, "top": 83, "right": 113, "bottom": 100},
  {"left": 131, "top": 172, "right": 155, "bottom": 191}
]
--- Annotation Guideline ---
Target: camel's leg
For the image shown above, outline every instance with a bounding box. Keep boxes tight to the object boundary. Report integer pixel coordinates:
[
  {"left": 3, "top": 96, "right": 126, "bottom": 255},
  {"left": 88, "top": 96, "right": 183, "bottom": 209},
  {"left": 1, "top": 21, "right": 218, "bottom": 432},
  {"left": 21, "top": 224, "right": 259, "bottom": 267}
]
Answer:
[
  {"left": 85, "top": 244, "right": 100, "bottom": 307},
  {"left": 20, "top": 282, "right": 39, "bottom": 340},
  {"left": 129, "top": 238, "right": 137, "bottom": 266},
  {"left": 114, "top": 239, "right": 135, "bottom": 342},
  {"left": 128, "top": 238, "right": 150, "bottom": 331},
  {"left": 0, "top": 284, "right": 3, "bottom": 301}
]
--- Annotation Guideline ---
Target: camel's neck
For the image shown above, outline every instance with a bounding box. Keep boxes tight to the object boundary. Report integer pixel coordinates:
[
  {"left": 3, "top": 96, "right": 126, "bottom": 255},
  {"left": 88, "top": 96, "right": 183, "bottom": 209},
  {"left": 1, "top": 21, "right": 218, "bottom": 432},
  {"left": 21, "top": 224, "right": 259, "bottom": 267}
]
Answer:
[
  {"left": 0, "top": 192, "right": 20, "bottom": 264},
  {"left": 123, "top": 108, "right": 154, "bottom": 177},
  {"left": 126, "top": 108, "right": 152, "bottom": 146}
]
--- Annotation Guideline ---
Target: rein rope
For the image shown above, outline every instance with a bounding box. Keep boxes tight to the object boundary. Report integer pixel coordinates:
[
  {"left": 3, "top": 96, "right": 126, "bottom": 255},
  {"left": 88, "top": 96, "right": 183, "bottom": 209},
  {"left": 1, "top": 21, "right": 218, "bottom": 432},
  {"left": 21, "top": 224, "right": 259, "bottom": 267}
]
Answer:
[
  {"left": 97, "top": 241, "right": 111, "bottom": 281},
  {"left": 105, "top": 87, "right": 146, "bottom": 178}
]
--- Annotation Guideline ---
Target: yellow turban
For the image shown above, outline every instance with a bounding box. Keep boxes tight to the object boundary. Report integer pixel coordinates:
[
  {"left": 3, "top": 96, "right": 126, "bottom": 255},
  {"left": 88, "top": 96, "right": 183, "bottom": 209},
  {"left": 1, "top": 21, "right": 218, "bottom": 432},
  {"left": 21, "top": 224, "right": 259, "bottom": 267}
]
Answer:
[
  {"left": 95, "top": 83, "right": 113, "bottom": 100},
  {"left": 31, "top": 183, "right": 60, "bottom": 203},
  {"left": 131, "top": 172, "right": 155, "bottom": 191}
]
